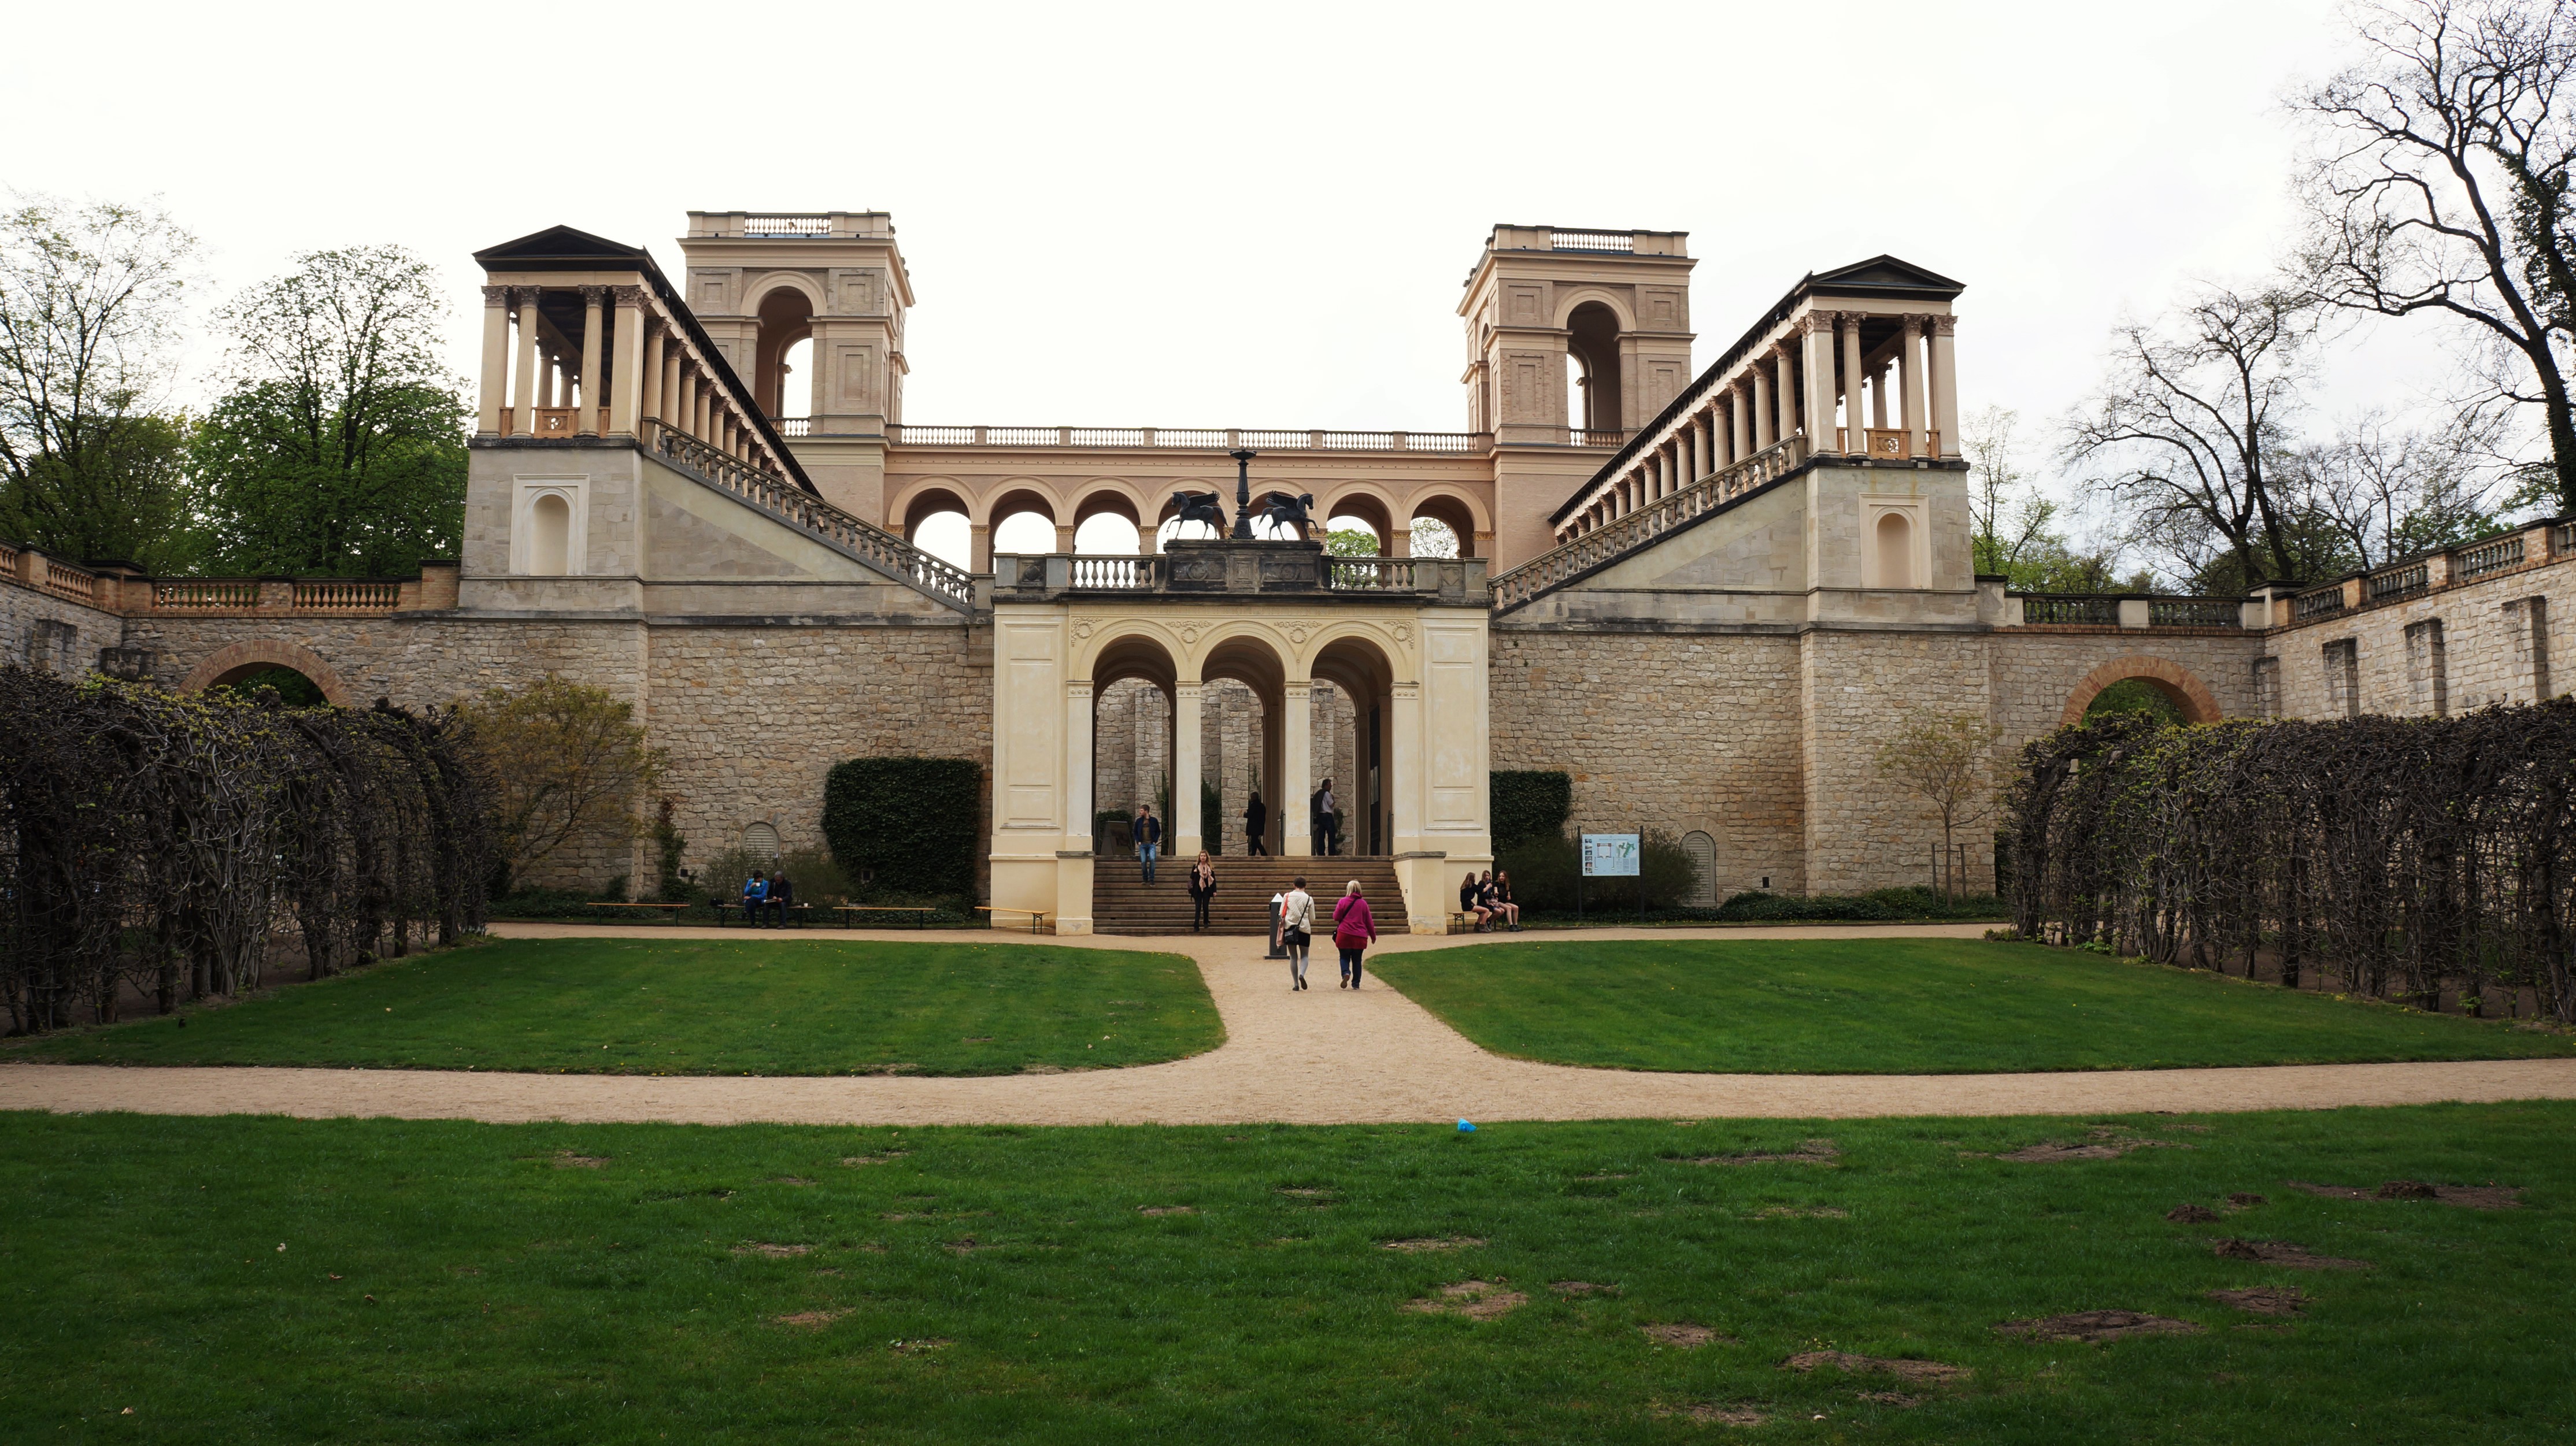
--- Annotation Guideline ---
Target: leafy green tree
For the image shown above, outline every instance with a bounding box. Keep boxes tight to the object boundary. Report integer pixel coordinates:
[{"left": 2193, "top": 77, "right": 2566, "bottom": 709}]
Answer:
[
  {"left": 1322, "top": 526, "right": 1378, "bottom": 557},
  {"left": 190, "top": 246, "right": 466, "bottom": 577},
  {"left": 0, "top": 195, "right": 199, "bottom": 568},
  {"left": 453, "top": 675, "right": 662, "bottom": 894}
]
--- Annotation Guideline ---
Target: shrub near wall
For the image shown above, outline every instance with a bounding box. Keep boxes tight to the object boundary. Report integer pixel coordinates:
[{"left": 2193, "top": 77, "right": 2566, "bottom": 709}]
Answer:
[{"left": 821, "top": 758, "right": 982, "bottom": 899}]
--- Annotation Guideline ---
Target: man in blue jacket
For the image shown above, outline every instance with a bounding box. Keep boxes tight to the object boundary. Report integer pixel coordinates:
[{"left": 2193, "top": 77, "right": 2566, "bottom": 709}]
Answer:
[{"left": 741, "top": 870, "right": 768, "bottom": 926}]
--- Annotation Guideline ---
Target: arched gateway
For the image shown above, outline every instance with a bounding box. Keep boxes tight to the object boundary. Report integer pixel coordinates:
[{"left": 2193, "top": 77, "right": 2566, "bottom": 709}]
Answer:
[{"left": 987, "top": 539, "right": 1493, "bottom": 934}]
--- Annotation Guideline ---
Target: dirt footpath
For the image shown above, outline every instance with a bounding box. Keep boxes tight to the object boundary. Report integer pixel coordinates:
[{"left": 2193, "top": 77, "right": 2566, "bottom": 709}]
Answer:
[{"left": 3, "top": 922, "right": 2571, "bottom": 1127}]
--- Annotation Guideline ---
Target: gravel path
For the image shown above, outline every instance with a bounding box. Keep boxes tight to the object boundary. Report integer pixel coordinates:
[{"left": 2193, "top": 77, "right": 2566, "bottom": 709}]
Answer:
[{"left": 3, "top": 922, "right": 2571, "bottom": 1126}]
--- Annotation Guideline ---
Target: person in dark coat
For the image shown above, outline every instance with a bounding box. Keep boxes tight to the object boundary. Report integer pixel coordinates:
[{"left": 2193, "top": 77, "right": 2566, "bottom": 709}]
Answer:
[
  {"left": 1134, "top": 803, "right": 1163, "bottom": 883},
  {"left": 1243, "top": 791, "right": 1267, "bottom": 856},
  {"left": 765, "top": 871, "right": 795, "bottom": 926},
  {"left": 1186, "top": 852, "right": 1217, "bottom": 931}
]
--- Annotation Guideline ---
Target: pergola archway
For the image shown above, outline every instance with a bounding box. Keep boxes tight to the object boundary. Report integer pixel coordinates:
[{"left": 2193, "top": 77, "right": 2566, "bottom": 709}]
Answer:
[{"left": 2059, "top": 655, "right": 2223, "bottom": 726}]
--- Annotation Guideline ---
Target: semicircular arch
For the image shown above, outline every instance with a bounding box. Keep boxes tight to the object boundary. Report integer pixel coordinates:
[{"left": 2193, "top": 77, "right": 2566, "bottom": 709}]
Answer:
[
  {"left": 1553, "top": 288, "right": 1638, "bottom": 332},
  {"left": 180, "top": 640, "right": 358, "bottom": 708},
  {"left": 2059, "top": 654, "right": 2223, "bottom": 726}
]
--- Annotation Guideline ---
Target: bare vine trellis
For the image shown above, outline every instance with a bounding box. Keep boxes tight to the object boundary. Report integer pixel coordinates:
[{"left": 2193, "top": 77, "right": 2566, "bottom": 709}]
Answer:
[
  {"left": 2004, "top": 701, "right": 2576, "bottom": 1021},
  {"left": 0, "top": 663, "right": 494, "bottom": 1034}
]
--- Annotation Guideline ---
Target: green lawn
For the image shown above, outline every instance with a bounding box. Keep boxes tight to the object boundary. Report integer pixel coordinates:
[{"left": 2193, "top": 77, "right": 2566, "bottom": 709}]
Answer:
[
  {"left": 1370, "top": 937, "right": 2576, "bottom": 1074},
  {"left": 2, "top": 1103, "right": 2570, "bottom": 1443},
  {"left": 9, "top": 937, "right": 1219, "bottom": 1077}
]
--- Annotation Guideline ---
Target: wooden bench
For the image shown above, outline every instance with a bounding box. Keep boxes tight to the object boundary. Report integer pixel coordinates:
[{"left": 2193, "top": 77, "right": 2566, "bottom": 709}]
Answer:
[
  {"left": 585, "top": 902, "right": 692, "bottom": 917},
  {"left": 975, "top": 905, "right": 1052, "bottom": 935},
  {"left": 710, "top": 900, "right": 815, "bottom": 928},
  {"left": 836, "top": 904, "right": 936, "bottom": 929},
  {"left": 1448, "top": 910, "right": 1487, "bottom": 935}
]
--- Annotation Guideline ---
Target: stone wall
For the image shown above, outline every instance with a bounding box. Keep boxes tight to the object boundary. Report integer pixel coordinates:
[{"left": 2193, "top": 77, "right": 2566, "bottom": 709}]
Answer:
[
  {"left": 0, "top": 578, "right": 122, "bottom": 677},
  {"left": 1489, "top": 625, "right": 1808, "bottom": 897},
  {"left": 2267, "top": 559, "right": 2573, "bottom": 720}
]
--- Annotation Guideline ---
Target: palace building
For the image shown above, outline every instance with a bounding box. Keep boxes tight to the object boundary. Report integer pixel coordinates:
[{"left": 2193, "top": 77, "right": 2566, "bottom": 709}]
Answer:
[{"left": 3, "top": 211, "right": 2570, "bottom": 930}]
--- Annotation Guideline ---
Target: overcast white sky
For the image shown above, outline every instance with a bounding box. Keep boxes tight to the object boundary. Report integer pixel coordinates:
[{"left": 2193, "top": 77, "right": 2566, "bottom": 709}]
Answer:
[{"left": 12, "top": 0, "right": 2448, "bottom": 477}]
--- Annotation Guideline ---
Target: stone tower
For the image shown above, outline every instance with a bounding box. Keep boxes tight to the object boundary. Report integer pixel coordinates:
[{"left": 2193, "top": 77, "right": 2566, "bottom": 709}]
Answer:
[
  {"left": 676, "top": 210, "right": 913, "bottom": 519},
  {"left": 1459, "top": 226, "right": 1697, "bottom": 569}
]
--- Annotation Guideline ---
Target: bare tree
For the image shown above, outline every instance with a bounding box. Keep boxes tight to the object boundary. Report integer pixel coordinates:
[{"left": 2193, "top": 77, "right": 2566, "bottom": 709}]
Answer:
[
  {"left": 2290, "top": 410, "right": 2507, "bottom": 566},
  {"left": 2065, "top": 286, "right": 2320, "bottom": 591},
  {"left": 0, "top": 194, "right": 199, "bottom": 564},
  {"left": 1875, "top": 711, "right": 2002, "bottom": 898},
  {"left": 2294, "top": 0, "right": 2576, "bottom": 514}
]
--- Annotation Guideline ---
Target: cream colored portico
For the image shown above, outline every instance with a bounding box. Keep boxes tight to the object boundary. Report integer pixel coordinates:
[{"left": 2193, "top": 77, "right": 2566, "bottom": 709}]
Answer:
[{"left": 988, "top": 543, "right": 1491, "bottom": 933}]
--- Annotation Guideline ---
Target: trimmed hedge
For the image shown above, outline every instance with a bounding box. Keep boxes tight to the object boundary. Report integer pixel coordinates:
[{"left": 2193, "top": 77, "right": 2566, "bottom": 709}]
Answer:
[
  {"left": 821, "top": 757, "right": 983, "bottom": 897},
  {"left": 1491, "top": 770, "right": 1572, "bottom": 850}
]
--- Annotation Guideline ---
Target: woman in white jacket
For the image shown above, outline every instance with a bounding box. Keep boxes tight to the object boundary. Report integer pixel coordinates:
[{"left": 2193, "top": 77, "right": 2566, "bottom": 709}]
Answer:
[{"left": 1278, "top": 875, "right": 1316, "bottom": 991}]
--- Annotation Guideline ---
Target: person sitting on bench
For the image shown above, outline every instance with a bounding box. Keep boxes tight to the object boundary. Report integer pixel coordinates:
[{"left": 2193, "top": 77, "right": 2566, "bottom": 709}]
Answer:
[
  {"left": 765, "top": 870, "right": 794, "bottom": 926},
  {"left": 740, "top": 870, "right": 768, "bottom": 925}
]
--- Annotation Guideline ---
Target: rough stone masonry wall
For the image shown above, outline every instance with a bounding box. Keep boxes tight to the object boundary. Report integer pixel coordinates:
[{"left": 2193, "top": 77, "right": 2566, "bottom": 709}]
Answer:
[
  {"left": 119, "top": 613, "right": 993, "bottom": 896},
  {"left": 1983, "top": 631, "right": 2265, "bottom": 744},
  {"left": 2270, "top": 556, "right": 2574, "bottom": 720},
  {"left": 0, "top": 577, "right": 125, "bottom": 677},
  {"left": 1489, "top": 626, "right": 1808, "bottom": 897},
  {"left": 1796, "top": 629, "right": 1998, "bottom": 896}
]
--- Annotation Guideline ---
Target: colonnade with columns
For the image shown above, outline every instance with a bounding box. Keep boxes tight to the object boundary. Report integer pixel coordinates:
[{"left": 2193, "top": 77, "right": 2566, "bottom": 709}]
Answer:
[
  {"left": 472, "top": 279, "right": 790, "bottom": 480},
  {"left": 1556, "top": 307, "right": 1959, "bottom": 543}
]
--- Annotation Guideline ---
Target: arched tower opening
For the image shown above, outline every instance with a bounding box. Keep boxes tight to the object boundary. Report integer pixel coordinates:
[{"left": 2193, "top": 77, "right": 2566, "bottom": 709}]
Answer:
[
  {"left": 752, "top": 286, "right": 815, "bottom": 420},
  {"left": 1566, "top": 301, "right": 1624, "bottom": 434}
]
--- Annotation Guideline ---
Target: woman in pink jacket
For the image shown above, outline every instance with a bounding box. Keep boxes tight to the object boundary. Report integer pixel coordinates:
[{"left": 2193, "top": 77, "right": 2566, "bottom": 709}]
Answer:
[{"left": 1333, "top": 880, "right": 1378, "bottom": 989}]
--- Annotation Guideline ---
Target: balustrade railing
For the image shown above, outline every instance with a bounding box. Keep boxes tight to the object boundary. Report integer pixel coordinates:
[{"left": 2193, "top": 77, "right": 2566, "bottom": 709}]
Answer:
[
  {"left": 42, "top": 558, "right": 97, "bottom": 603},
  {"left": 1491, "top": 436, "right": 1808, "bottom": 611},
  {"left": 2368, "top": 561, "right": 2430, "bottom": 602},
  {"left": 647, "top": 421, "right": 972, "bottom": 606},
  {"left": 153, "top": 580, "right": 258, "bottom": 609},
  {"left": 888, "top": 424, "right": 1492, "bottom": 454},
  {"left": 294, "top": 580, "right": 402, "bottom": 610},
  {"left": 1551, "top": 229, "right": 1635, "bottom": 253},
  {"left": 2455, "top": 534, "right": 2523, "bottom": 580},
  {"left": 2148, "top": 598, "right": 2241, "bottom": 628},
  {"left": 2294, "top": 585, "right": 2349, "bottom": 621},
  {"left": 777, "top": 417, "right": 813, "bottom": 437},
  {"left": 1330, "top": 557, "right": 1417, "bottom": 591},
  {"left": 2022, "top": 595, "right": 2120, "bottom": 626},
  {"left": 1067, "top": 555, "right": 1160, "bottom": 590},
  {"left": 744, "top": 214, "right": 832, "bottom": 237}
]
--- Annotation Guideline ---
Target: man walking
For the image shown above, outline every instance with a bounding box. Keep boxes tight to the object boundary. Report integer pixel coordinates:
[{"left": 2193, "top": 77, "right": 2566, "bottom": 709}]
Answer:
[
  {"left": 1316, "top": 778, "right": 1339, "bottom": 857},
  {"left": 1134, "top": 802, "right": 1162, "bottom": 884}
]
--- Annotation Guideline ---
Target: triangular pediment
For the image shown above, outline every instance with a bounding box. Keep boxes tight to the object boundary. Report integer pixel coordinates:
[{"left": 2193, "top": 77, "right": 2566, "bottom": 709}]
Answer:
[
  {"left": 1805, "top": 255, "right": 1964, "bottom": 299},
  {"left": 473, "top": 225, "right": 647, "bottom": 266}
]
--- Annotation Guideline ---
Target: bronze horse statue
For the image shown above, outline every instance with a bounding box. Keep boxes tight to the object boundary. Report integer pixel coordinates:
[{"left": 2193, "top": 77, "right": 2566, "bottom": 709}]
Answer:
[
  {"left": 1165, "top": 490, "right": 1227, "bottom": 539},
  {"left": 1256, "top": 491, "right": 1318, "bottom": 539}
]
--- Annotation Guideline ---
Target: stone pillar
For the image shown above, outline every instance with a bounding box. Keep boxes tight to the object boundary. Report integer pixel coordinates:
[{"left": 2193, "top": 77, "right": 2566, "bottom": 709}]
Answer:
[
  {"left": 1870, "top": 361, "right": 1889, "bottom": 430},
  {"left": 610, "top": 288, "right": 645, "bottom": 436},
  {"left": 478, "top": 286, "right": 510, "bottom": 434},
  {"left": 1172, "top": 681, "right": 1204, "bottom": 858},
  {"left": 970, "top": 521, "right": 993, "bottom": 573},
  {"left": 1730, "top": 385, "right": 1749, "bottom": 463},
  {"left": 577, "top": 287, "right": 606, "bottom": 435},
  {"left": 679, "top": 368, "right": 701, "bottom": 442},
  {"left": 1750, "top": 369, "right": 1773, "bottom": 451},
  {"left": 1801, "top": 318, "right": 1836, "bottom": 449},
  {"left": 1064, "top": 680, "right": 1094, "bottom": 852},
  {"left": 660, "top": 343, "right": 683, "bottom": 429},
  {"left": 1389, "top": 679, "right": 1422, "bottom": 856},
  {"left": 1281, "top": 678, "right": 1313, "bottom": 856},
  {"left": 512, "top": 290, "right": 539, "bottom": 436},
  {"left": 1931, "top": 316, "right": 1961, "bottom": 457},
  {"left": 1902, "top": 317, "right": 1929, "bottom": 459},
  {"left": 1839, "top": 314, "right": 1866, "bottom": 454},
  {"left": 1055, "top": 521, "right": 1076, "bottom": 554},
  {"left": 640, "top": 322, "right": 665, "bottom": 431}
]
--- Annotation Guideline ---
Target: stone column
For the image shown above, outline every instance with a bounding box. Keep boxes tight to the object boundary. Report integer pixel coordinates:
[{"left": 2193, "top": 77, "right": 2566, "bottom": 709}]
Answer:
[
  {"left": 1774, "top": 344, "right": 1797, "bottom": 444},
  {"left": 1902, "top": 316, "right": 1928, "bottom": 458},
  {"left": 640, "top": 321, "right": 665, "bottom": 430},
  {"left": 660, "top": 343, "right": 683, "bottom": 430},
  {"left": 1931, "top": 316, "right": 1961, "bottom": 457},
  {"left": 610, "top": 287, "right": 645, "bottom": 436},
  {"left": 678, "top": 368, "right": 701, "bottom": 443},
  {"left": 577, "top": 287, "right": 605, "bottom": 435},
  {"left": 1280, "top": 678, "right": 1313, "bottom": 856},
  {"left": 1839, "top": 314, "right": 1866, "bottom": 453},
  {"left": 512, "top": 290, "right": 539, "bottom": 436},
  {"left": 477, "top": 286, "right": 510, "bottom": 434},
  {"left": 1730, "top": 385, "right": 1750, "bottom": 462},
  {"left": 1750, "top": 369, "right": 1773, "bottom": 451},
  {"left": 1870, "top": 360, "right": 1889, "bottom": 430},
  {"left": 1055, "top": 521, "right": 1077, "bottom": 554},
  {"left": 970, "top": 522, "right": 993, "bottom": 573},
  {"left": 1172, "top": 681, "right": 1204, "bottom": 858},
  {"left": 1064, "top": 680, "right": 1094, "bottom": 853},
  {"left": 1801, "top": 317, "right": 1837, "bottom": 449}
]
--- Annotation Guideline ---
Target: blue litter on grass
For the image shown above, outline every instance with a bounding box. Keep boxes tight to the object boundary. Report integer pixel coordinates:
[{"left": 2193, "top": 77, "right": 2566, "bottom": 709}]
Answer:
[{"left": 1457, "top": 1119, "right": 1476, "bottom": 1133}]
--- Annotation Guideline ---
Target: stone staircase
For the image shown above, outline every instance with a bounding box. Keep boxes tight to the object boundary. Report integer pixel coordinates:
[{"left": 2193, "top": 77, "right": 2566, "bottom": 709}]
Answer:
[{"left": 1091, "top": 855, "right": 1411, "bottom": 936}]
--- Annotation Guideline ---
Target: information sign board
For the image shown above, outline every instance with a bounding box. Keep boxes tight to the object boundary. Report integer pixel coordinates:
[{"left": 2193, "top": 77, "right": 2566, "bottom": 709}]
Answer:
[{"left": 1579, "top": 833, "right": 1641, "bottom": 877}]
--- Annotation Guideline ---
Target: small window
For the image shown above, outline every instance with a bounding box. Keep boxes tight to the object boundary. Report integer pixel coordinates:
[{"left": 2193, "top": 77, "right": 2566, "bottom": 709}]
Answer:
[
  {"left": 742, "top": 821, "right": 780, "bottom": 865},
  {"left": 1681, "top": 830, "right": 1718, "bottom": 907}
]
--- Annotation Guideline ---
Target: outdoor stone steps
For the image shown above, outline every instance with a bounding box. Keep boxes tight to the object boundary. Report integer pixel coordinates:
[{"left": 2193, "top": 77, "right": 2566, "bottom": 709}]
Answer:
[{"left": 1093, "top": 857, "right": 1411, "bottom": 936}]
